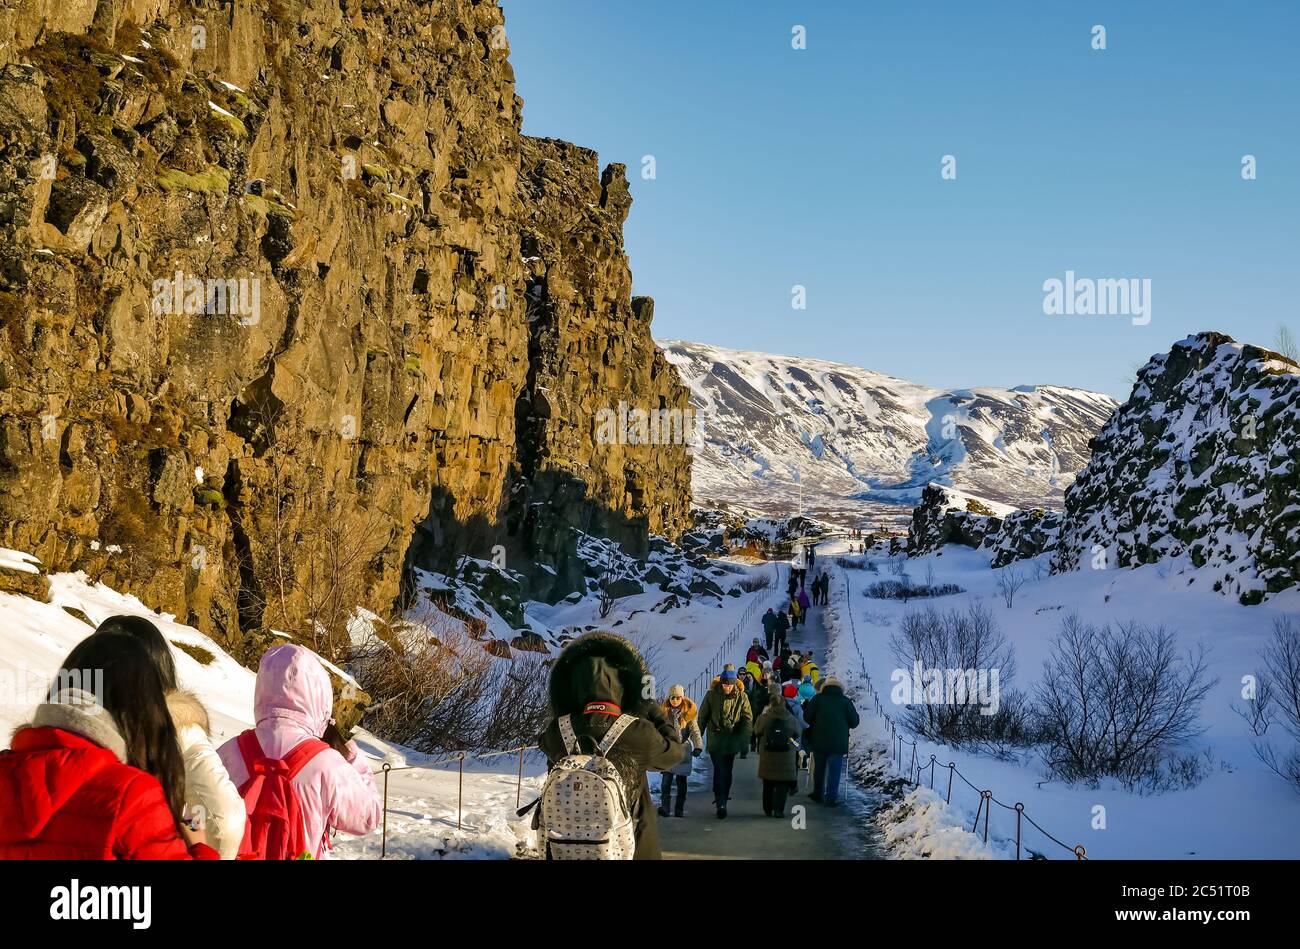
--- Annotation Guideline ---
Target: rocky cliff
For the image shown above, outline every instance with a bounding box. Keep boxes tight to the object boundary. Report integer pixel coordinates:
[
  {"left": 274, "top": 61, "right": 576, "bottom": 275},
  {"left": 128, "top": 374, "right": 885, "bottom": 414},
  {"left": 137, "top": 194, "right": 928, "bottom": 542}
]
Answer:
[
  {"left": 0, "top": 0, "right": 690, "bottom": 654},
  {"left": 1053, "top": 332, "right": 1299, "bottom": 603}
]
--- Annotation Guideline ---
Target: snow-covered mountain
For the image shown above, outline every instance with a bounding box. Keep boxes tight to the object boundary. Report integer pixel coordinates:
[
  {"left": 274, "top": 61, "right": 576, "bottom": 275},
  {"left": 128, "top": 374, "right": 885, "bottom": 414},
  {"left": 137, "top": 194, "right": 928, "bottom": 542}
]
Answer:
[{"left": 659, "top": 340, "right": 1118, "bottom": 525}]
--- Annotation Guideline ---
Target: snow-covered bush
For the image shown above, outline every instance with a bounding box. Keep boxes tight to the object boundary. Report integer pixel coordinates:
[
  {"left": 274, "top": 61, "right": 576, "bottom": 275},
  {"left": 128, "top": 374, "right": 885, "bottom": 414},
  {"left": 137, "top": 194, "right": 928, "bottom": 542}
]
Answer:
[{"left": 1033, "top": 615, "right": 1217, "bottom": 788}]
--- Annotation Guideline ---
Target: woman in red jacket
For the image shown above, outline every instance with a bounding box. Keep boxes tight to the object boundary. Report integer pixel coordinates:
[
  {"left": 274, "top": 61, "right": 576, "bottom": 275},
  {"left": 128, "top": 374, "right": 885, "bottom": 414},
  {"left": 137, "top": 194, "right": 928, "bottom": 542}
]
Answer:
[{"left": 0, "top": 631, "right": 218, "bottom": 859}]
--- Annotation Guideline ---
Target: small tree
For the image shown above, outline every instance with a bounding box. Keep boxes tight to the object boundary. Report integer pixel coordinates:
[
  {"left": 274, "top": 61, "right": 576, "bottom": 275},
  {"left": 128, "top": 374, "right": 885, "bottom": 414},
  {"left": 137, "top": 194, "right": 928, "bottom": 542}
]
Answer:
[{"left": 996, "top": 564, "right": 1026, "bottom": 608}]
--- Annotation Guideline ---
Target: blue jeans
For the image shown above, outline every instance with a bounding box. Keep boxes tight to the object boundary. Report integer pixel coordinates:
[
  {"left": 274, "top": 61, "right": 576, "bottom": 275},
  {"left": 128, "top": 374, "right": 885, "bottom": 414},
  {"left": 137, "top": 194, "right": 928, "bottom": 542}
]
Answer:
[{"left": 813, "top": 752, "right": 845, "bottom": 802}]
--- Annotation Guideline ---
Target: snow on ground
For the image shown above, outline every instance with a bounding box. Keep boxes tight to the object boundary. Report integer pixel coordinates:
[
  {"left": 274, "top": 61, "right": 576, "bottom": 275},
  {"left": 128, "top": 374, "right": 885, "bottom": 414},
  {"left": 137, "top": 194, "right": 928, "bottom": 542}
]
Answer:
[
  {"left": 817, "top": 537, "right": 1300, "bottom": 859},
  {"left": 1, "top": 547, "right": 783, "bottom": 858},
  {"left": 528, "top": 555, "right": 782, "bottom": 703}
]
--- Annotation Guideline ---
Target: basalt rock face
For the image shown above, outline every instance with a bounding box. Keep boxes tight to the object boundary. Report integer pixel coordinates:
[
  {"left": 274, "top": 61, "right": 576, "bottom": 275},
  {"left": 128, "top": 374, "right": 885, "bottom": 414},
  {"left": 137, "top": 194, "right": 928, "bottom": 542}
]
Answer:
[
  {"left": 1052, "top": 333, "right": 1300, "bottom": 603},
  {"left": 0, "top": 2, "right": 688, "bottom": 650},
  {"left": 485, "top": 136, "right": 690, "bottom": 602}
]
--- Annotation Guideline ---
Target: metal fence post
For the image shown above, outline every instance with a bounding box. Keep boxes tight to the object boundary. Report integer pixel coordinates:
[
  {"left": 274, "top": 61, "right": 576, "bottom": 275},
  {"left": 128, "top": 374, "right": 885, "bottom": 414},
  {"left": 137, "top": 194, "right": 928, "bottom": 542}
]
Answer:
[
  {"left": 457, "top": 752, "right": 466, "bottom": 831},
  {"left": 381, "top": 762, "right": 391, "bottom": 858},
  {"left": 1015, "top": 803, "right": 1023, "bottom": 860},
  {"left": 516, "top": 746, "right": 525, "bottom": 809},
  {"left": 946, "top": 762, "right": 954, "bottom": 803}
]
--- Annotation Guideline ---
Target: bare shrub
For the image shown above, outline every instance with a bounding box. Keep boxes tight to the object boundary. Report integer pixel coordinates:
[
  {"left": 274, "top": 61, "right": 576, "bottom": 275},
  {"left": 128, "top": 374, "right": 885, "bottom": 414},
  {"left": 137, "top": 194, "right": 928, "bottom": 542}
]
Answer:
[
  {"left": 352, "top": 602, "right": 548, "bottom": 754},
  {"left": 1252, "top": 616, "right": 1300, "bottom": 793},
  {"left": 888, "top": 602, "right": 1020, "bottom": 749},
  {"left": 736, "top": 572, "right": 772, "bottom": 592},
  {"left": 1033, "top": 615, "right": 1217, "bottom": 788},
  {"left": 996, "top": 564, "right": 1026, "bottom": 608}
]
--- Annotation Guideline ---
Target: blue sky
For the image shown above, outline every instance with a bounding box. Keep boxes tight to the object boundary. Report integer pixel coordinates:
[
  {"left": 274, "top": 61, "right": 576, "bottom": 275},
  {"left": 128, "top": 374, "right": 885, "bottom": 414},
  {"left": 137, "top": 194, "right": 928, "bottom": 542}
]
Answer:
[{"left": 501, "top": 1, "right": 1298, "bottom": 400}]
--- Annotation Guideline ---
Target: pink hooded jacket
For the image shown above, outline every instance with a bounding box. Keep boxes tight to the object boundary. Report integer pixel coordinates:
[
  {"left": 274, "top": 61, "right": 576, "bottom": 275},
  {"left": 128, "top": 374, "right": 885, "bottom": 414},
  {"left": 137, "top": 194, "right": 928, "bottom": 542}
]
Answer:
[{"left": 218, "top": 645, "right": 381, "bottom": 858}]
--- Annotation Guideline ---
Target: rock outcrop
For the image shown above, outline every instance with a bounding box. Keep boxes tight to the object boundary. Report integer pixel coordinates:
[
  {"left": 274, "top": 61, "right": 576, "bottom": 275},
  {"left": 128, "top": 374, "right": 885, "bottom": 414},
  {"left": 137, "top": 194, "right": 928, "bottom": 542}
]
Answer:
[
  {"left": 0, "top": 1, "right": 689, "bottom": 652},
  {"left": 1053, "top": 333, "right": 1299, "bottom": 603},
  {"left": 907, "top": 484, "right": 1007, "bottom": 555}
]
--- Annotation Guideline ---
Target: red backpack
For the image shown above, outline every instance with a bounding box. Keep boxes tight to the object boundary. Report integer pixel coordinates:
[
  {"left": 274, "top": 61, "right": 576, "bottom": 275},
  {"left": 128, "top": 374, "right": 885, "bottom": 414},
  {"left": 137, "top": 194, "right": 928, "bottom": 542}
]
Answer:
[{"left": 235, "top": 730, "right": 329, "bottom": 860}]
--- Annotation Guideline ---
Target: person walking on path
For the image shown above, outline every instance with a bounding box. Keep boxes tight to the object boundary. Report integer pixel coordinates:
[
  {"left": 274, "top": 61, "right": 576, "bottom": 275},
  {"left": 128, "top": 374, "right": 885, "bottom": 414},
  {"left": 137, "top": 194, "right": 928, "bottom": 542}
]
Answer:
[
  {"left": 803, "top": 676, "right": 860, "bottom": 807},
  {"left": 788, "top": 597, "right": 801, "bottom": 630},
  {"left": 697, "top": 665, "right": 753, "bottom": 818},
  {"left": 746, "top": 637, "right": 769, "bottom": 666},
  {"left": 746, "top": 669, "right": 771, "bottom": 755},
  {"left": 797, "top": 587, "right": 811, "bottom": 624},
  {"left": 772, "top": 609, "right": 790, "bottom": 654},
  {"left": 754, "top": 684, "right": 801, "bottom": 818},
  {"left": 787, "top": 572, "right": 798, "bottom": 600},
  {"left": 537, "top": 632, "right": 684, "bottom": 858},
  {"left": 761, "top": 608, "right": 779, "bottom": 653},
  {"left": 800, "top": 650, "right": 821, "bottom": 685},
  {"left": 658, "top": 685, "right": 703, "bottom": 818}
]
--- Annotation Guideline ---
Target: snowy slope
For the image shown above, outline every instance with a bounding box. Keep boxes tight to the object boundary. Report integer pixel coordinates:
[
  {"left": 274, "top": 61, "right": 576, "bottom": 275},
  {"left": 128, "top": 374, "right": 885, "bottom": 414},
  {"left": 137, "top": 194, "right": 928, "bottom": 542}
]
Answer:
[
  {"left": 659, "top": 340, "right": 1117, "bottom": 524},
  {"left": 821, "top": 540, "right": 1300, "bottom": 859}
]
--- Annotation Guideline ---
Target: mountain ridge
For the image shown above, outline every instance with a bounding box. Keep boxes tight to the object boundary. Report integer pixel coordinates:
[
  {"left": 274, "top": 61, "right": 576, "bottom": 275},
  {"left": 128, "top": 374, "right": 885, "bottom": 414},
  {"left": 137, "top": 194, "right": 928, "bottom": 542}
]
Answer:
[{"left": 659, "top": 338, "right": 1118, "bottom": 525}]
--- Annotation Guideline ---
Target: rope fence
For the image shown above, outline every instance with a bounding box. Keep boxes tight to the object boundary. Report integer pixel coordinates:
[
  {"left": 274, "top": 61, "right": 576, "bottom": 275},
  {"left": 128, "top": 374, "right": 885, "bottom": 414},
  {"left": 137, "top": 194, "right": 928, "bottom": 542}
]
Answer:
[{"left": 837, "top": 571, "right": 1088, "bottom": 861}]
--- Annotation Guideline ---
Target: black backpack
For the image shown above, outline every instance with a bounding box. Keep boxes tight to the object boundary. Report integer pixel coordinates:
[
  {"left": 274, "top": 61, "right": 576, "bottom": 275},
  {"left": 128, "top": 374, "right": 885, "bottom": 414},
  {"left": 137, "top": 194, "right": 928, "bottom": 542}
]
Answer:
[{"left": 764, "top": 716, "right": 791, "bottom": 752}]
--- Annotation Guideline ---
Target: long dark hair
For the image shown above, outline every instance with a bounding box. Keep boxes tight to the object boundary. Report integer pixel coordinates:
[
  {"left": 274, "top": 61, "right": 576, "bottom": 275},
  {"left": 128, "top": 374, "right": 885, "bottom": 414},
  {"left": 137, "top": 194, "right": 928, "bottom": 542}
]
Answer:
[
  {"left": 95, "top": 614, "right": 179, "bottom": 693},
  {"left": 57, "top": 630, "right": 188, "bottom": 829}
]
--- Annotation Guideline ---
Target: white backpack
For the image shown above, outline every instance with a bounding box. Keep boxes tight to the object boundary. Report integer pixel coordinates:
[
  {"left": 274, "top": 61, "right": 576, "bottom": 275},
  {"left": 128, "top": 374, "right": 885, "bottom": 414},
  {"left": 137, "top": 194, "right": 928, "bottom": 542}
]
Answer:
[{"left": 539, "top": 713, "right": 638, "bottom": 860}]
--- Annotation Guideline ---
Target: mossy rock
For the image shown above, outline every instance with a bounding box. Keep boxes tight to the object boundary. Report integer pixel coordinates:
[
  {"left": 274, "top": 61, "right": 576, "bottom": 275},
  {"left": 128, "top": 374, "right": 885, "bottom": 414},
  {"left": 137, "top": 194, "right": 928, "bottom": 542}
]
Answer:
[
  {"left": 206, "top": 104, "right": 247, "bottom": 137},
  {"left": 242, "top": 194, "right": 296, "bottom": 220},
  {"left": 193, "top": 487, "right": 227, "bottom": 509},
  {"left": 158, "top": 165, "right": 230, "bottom": 195},
  {"left": 360, "top": 163, "right": 390, "bottom": 183}
]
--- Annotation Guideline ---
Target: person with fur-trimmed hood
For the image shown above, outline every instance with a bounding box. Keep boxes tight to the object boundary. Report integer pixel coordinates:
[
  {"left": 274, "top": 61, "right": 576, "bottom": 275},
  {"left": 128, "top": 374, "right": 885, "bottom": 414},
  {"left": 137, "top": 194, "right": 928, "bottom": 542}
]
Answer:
[
  {"left": 538, "top": 632, "right": 684, "bottom": 859},
  {"left": 657, "top": 685, "right": 703, "bottom": 818},
  {"left": 103, "top": 614, "right": 247, "bottom": 859}
]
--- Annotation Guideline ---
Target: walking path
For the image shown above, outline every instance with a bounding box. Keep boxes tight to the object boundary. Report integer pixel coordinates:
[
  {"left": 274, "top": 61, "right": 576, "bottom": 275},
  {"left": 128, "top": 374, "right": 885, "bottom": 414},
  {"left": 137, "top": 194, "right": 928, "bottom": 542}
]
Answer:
[{"left": 658, "top": 567, "right": 884, "bottom": 859}]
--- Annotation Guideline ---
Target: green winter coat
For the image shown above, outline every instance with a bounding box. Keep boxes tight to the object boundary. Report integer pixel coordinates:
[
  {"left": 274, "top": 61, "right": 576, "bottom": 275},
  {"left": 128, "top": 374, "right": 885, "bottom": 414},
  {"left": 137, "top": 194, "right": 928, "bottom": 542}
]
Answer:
[{"left": 697, "top": 681, "right": 753, "bottom": 756}]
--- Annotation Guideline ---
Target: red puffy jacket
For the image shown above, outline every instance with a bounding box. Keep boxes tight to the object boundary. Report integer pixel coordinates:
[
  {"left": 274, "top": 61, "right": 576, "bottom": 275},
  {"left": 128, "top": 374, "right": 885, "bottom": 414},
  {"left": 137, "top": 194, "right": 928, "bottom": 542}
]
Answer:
[{"left": 0, "top": 727, "right": 219, "bottom": 860}]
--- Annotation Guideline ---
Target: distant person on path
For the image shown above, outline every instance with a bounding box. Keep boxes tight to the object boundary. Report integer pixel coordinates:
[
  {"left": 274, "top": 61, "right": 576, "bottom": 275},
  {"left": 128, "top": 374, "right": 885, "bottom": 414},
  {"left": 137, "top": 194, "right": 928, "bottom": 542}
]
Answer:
[
  {"left": 800, "top": 651, "right": 821, "bottom": 684},
  {"left": 772, "top": 609, "right": 790, "bottom": 654},
  {"left": 697, "top": 665, "right": 753, "bottom": 819},
  {"left": 746, "top": 637, "right": 769, "bottom": 666},
  {"left": 754, "top": 684, "right": 801, "bottom": 819},
  {"left": 788, "top": 597, "right": 801, "bottom": 629},
  {"left": 658, "top": 685, "right": 703, "bottom": 819},
  {"left": 761, "top": 608, "right": 779, "bottom": 652},
  {"left": 746, "top": 669, "right": 771, "bottom": 755},
  {"left": 787, "top": 572, "right": 798, "bottom": 599},
  {"left": 803, "top": 676, "right": 860, "bottom": 807},
  {"left": 797, "top": 587, "right": 811, "bottom": 622}
]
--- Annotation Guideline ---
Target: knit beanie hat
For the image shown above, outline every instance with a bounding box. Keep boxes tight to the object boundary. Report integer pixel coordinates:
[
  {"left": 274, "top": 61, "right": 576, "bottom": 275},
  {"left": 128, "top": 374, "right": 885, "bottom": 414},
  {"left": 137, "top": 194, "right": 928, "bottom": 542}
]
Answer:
[{"left": 720, "top": 663, "right": 738, "bottom": 682}]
